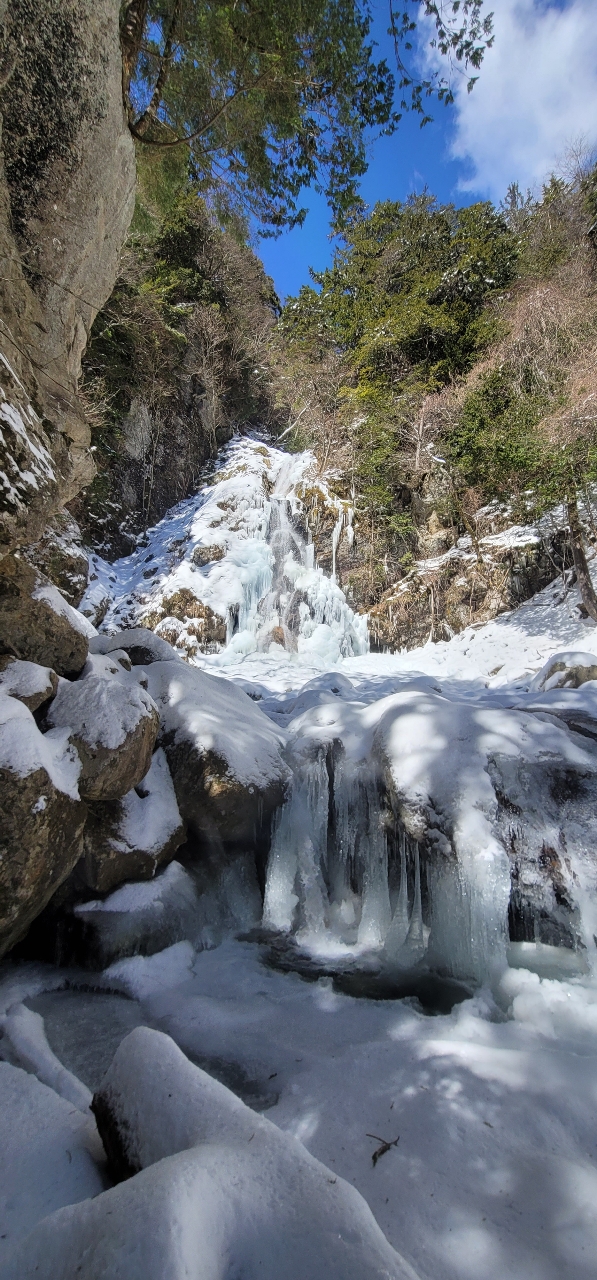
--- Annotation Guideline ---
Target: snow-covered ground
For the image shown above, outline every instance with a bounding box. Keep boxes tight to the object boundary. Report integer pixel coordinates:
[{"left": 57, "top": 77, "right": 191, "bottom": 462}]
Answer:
[{"left": 4, "top": 437, "right": 597, "bottom": 1278}]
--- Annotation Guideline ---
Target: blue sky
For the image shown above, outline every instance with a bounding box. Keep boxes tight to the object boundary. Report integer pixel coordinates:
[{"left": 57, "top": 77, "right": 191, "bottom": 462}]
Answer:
[{"left": 257, "top": 0, "right": 597, "bottom": 302}]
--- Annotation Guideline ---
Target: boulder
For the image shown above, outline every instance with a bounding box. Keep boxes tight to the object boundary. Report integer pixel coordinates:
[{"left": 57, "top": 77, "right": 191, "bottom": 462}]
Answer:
[
  {"left": 0, "top": 695, "right": 86, "bottom": 958},
  {"left": 144, "top": 662, "right": 290, "bottom": 847},
  {"left": 0, "top": 1027, "right": 417, "bottom": 1280},
  {"left": 529, "top": 650, "right": 597, "bottom": 692},
  {"left": 46, "top": 676, "right": 159, "bottom": 803},
  {"left": 0, "top": 555, "right": 92, "bottom": 678},
  {"left": 0, "top": 1062, "right": 105, "bottom": 1268},
  {"left": 81, "top": 749, "right": 185, "bottom": 894},
  {"left": 4, "top": 1027, "right": 421, "bottom": 1280},
  {"left": 89, "top": 628, "right": 179, "bottom": 666},
  {"left": 71, "top": 862, "right": 199, "bottom": 969},
  {"left": 0, "top": 656, "right": 58, "bottom": 712}
]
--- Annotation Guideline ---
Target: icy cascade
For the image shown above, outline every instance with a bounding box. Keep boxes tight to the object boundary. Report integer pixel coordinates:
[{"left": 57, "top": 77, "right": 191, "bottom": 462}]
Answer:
[
  {"left": 87, "top": 437, "right": 368, "bottom": 667},
  {"left": 262, "top": 738, "right": 511, "bottom": 984},
  {"left": 263, "top": 751, "right": 440, "bottom": 971}
]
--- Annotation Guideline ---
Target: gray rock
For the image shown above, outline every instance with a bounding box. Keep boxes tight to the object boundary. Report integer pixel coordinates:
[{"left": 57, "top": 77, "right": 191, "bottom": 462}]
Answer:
[
  {"left": 0, "top": 694, "right": 87, "bottom": 958},
  {"left": 72, "top": 861, "right": 199, "bottom": 969},
  {"left": 529, "top": 650, "right": 597, "bottom": 692},
  {"left": 0, "top": 554, "right": 90, "bottom": 678},
  {"left": 46, "top": 676, "right": 159, "bottom": 802},
  {"left": 144, "top": 661, "right": 290, "bottom": 848}
]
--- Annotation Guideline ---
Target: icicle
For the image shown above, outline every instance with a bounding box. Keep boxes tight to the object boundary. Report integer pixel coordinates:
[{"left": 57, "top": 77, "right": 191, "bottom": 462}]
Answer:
[
  {"left": 383, "top": 829, "right": 410, "bottom": 958},
  {"left": 356, "top": 782, "right": 391, "bottom": 949},
  {"left": 331, "top": 509, "right": 344, "bottom": 582}
]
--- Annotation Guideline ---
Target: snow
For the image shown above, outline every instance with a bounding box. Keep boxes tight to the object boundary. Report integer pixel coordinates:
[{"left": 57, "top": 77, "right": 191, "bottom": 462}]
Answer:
[
  {"left": 0, "top": 1003, "right": 91, "bottom": 1111},
  {"left": 143, "top": 660, "right": 289, "bottom": 790},
  {"left": 111, "top": 747, "right": 182, "bottom": 857},
  {"left": 47, "top": 674, "right": 158, "bottom": 751},
  {"left": 0, "top": 658, "right": 55, "bottom": 703},
  {"left": 7, "top": 440, "right": 597, "bottom": 1279},
  {"left": 0, "top": 693, "right": 81, "bottom": 798},
  {"left": 0, "top": 1062, "right": 104, "bottom": 1268},
  {"left": 1, "top": 1025, "right": 417, "bottom": 1280}
]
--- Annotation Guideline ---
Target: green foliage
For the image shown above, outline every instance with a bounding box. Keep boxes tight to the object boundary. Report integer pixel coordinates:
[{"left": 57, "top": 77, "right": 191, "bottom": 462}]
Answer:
[
  {"left": 122, "top": 0, "right": 492, "bottom": 232},
  {"left": 280, "top": 193, "right": 517, "bottom": 529}
]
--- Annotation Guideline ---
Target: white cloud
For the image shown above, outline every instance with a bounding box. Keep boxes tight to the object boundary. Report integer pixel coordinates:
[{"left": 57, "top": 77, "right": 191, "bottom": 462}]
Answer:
[{"left": 422, "top": 0, "right": 597, "bottom": 201}]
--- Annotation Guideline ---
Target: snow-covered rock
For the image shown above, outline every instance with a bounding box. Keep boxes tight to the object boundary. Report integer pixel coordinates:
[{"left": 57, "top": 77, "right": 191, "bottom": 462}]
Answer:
[
  {"left": 0, "top": 1063, "right": 105, "bottom": 1268},
  {"left": 145, "top": 661, "right": 290, "bottom": 846},
  {"left": 0, "top": 657, "right": 57, "bottom": 711},
  {"left": 0, "top": 1003, "right": 91, "bottom": 1111},
  {"left": 529, "top": 649, "right": 597, "bottom": 692},
  {"left": 46, "top": 675, "right": 159, "bottom": 802},
  {"left": 6, "top": 1024, "right": 422, "bottom": 1280},
  {"left": 89, "top": 627, "right": 180, "bottom": 666},
  {"left": 0, "top": 695, "right": 86, "bottom": 958},
  {"left": 81, "top": 748, "right": 185, "bottom": 894}
]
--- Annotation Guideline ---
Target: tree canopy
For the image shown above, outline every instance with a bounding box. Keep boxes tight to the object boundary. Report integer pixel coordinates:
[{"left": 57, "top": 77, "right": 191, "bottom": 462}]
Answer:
[{"left": 120, "top": 0, "right": 493, "bottom": 231}]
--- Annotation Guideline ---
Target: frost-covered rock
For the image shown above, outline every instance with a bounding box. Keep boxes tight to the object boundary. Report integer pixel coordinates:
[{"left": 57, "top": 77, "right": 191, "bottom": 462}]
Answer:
[
  {"left": 76, "top": 580, "right": 111, "bottom": 628},
  {"left": 81, "top": 749, "right": 185, "bottom": 893},
  {"left": 46, "top": 676, "right": 159, "bottom": 803},
  {"left": 0, "top": 555, "right": 92, "bottom": 678},
  {"left": 0, "top": 1063, "right": 105, "bottom": 1268},
  {"left": 21, "top": 514, "right": 89, "bottom": 608},
  {"left": 0, "top": 695, "right": 85, "bottom": 958},
  {"left": 0, "top": 657, "right": 57, "bottom": 712},
  {"left": 89, "top": 627, "right": 179, "bottom": 665},
  {"left": 529, "top": 650, "right": 597, "bottom": 692},
  {"left": 9, "top": 1025, "right": 419, "bottom": 1280},
  {"left": 145, "top": 661, "right": 290, "bottom": 846},
  {"left": 71, "top": 862, "right": 198, "bottom": 969}
]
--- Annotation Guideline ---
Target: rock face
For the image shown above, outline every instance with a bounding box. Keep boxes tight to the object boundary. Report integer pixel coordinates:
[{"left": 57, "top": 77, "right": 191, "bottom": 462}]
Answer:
[
  {"left": 144, "top": 662, "right": 290, "bottom": 848},
  {"left": 142, "top": 591, "right": 228, "bottom": 653},
  {"left": 368, "top": 526, "right": 571, "bottom": 651},
  {"left": 0, "top": 0, "right": 135, "bottom": 554},
  {"left": 0, "top": 555, "right": 91, "bottom": 677},
  {"left": 46, "top": 676, "right": 159, "bottom": 802},
  {"left": 81, "top": 749, "right": 185, "bottom": 893},
  {"left": 0, "top": 696, "right": 86, "bottom": 958},
  {"left": 21, "top": 514, "right": 89, "bottom": 607}
]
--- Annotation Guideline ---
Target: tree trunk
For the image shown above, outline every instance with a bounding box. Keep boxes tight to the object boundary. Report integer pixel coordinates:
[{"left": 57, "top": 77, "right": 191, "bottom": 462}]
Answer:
[
  {"left": 567, "top": 496, "right": 597, "bottom": 622},
  {"left": 120, "top": 0, "right": 149, "bottom": 109}
]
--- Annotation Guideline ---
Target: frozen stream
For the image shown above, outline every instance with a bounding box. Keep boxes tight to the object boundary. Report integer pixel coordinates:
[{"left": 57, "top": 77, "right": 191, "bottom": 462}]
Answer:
[{"left": 4, "top": 436, "right": 597, "bottom": 1279}]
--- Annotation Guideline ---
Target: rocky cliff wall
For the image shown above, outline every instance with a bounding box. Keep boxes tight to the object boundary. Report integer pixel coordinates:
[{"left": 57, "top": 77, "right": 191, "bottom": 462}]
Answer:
[{"left": 0, "top": 0, "right": 135, "bottom": 554}]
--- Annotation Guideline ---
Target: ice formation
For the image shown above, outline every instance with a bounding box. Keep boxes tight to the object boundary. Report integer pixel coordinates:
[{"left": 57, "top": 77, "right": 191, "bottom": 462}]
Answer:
[{"left": 82, "top": 436, "right": 368, "bottom": 667}]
